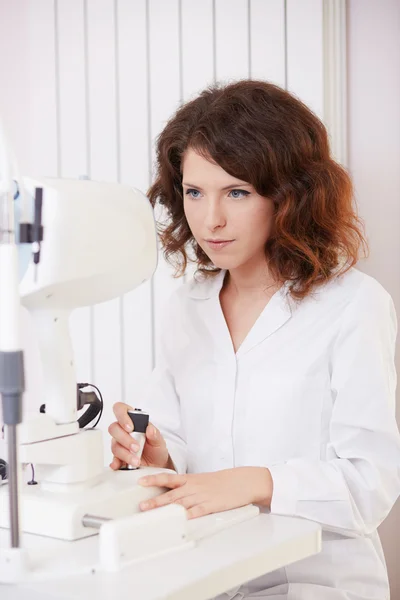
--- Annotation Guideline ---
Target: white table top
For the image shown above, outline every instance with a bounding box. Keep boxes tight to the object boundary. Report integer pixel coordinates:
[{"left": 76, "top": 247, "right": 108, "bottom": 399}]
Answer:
[{"left": 1, "top": 509, "right": 321, "bottom": 600}]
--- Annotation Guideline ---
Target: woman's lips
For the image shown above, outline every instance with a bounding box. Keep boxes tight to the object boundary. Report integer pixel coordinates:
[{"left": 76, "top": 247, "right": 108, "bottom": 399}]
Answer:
[{"left": 205, "top": 240, "right": 235, "bottom": 251}]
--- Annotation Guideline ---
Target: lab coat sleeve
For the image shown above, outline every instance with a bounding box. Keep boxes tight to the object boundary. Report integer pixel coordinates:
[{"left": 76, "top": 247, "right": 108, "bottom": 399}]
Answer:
[
  {"left": 268, "top": 279, "right": 400, "bottom": 536},
  {"left": 139, "top": 294, "right": 187, "bottom": 475}
]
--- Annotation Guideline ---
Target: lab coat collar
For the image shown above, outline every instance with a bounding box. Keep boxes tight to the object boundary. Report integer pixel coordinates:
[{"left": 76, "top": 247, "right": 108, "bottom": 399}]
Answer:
[
  {"left": 189, "top": 269, "right": 293, "bottom": 357},
  {"left": 237, "top": 282, "right": 292, "bottom": 356},
  {"left": 187, "top": 269, "right": 226, "bottom": 299}
]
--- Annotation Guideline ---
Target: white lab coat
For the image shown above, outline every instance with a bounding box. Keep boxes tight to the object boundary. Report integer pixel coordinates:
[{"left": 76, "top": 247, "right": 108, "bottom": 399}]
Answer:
[{"left": 139, "top": 267, "right": 400, "bottom": 599}]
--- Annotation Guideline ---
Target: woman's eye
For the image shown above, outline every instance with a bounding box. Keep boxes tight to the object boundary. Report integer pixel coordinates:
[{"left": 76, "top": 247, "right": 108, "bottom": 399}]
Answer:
[
  {"left": 185, "top": 188, "right": 202, "bottom": 199},
  {"left": 184, "top": 188, "right": 249, "bottom": 199},
  {"left": 229, "top": 189, "right": 250, "bottom": 199}
]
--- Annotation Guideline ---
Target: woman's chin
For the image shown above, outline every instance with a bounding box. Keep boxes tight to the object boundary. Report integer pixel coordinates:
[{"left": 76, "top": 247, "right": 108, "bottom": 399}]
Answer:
[{"left": 209, "top": 257, "right": 241, "bottom": 271}]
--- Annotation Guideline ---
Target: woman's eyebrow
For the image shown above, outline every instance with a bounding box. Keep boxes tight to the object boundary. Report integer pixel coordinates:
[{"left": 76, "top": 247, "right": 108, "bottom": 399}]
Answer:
[{"left": 182, "top": 182, "right": 251, "bottom": 190}]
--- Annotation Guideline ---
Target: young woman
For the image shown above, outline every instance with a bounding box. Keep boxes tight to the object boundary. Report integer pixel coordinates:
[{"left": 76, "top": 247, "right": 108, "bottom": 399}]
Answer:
[{"left": 108, "top": 80, "right": 400, "bottom": 599}]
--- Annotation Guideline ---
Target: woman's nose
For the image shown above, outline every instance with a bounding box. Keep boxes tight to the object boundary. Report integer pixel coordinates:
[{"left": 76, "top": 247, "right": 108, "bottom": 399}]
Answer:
[{"left": 204, "top": 200, "right": 226, "bottom": 230}]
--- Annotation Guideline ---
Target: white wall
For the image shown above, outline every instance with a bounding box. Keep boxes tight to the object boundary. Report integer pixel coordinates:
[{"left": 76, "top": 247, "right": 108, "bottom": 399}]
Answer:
[
  {"left": 0, "top": 0, "right": 324, "bottom": 464},
  {"left": 347, "top": 0, "right": 400, "bottom": 596}
]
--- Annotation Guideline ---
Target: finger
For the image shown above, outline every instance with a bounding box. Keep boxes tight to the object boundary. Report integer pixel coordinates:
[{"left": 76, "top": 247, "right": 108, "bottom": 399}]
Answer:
[
  {"left": 140, "top": 489, "right": 198, "bottom": 512},
  {"left": 138, "top": 473, "right": 186, "bottom": 489},
  {"left": 108, "top": 421, "right": 139, "bottom": 452},
  {"left": 186, "top": 504, "right": 210, "bottom": 520},
  {"left": 109, "top": 456, "right": 122, "bottom": 470},
  {"left": 145, "top": 423, "right": 165, "bottom": 447},
  {"left": 174, "top": 495, "right": 199, "bottom": 510},
  {"left": 139, "top": 487, "right": 190, "bottom": 511},
  {"left": 113, "top": 402, "right": 134, "bottom": 432},
  {"left": 111, "top": 439, "right": 141, "bottom": 469},
  {"left": 110, "top": 457, "right": 130, "bottom": 471}
]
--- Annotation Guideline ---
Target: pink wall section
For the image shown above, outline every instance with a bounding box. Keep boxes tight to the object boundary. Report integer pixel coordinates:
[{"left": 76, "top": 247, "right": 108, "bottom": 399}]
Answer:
[{"left": 347, "top": 1, "right": 400, "bottom": 596}]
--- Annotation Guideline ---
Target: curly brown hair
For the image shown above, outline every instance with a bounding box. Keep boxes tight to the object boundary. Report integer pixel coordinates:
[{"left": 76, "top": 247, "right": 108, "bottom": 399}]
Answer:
[{"left": 148, "top": 79, "right": 367, "bottom": 300}]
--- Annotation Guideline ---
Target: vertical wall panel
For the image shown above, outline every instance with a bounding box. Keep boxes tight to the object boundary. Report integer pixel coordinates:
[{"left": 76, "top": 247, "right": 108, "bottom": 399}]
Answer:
[
  {"left": 57, "top": 0, "right": 93, "bottom": 389},
  {"left": 56, "top": 0, "right": 87, "bottom": 179},
  {"left": 181, "top": 0, "right": 214, "bottom": 101},
  {"left": 215, "top": 0, "right": 250, "bottom": 82},
  {"left": 250, "top": 0, "right": 286, "bottom": 86},
  {"left": 148, "top": 0, "right": 184, "bottom": 360},
  {"left": 286, "top": 0, "right": 324, "bottom": 119},
  {"left": 86, "top": 0, "right": 121, "bottom": 464},
  {"left": 0, "top": 1, "right": 31, "bottom": 174},
  {"left": 24, "top": 0, "right": 59, "bottom": 176},
  {"left": 117, "top": 0, "right": 153, "bottom": 405}
]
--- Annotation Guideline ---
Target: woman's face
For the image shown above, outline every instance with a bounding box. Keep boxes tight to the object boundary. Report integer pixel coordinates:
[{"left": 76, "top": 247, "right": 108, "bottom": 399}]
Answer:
[{"left": 182, "top": 148, "right": 274, "bottom": 272}]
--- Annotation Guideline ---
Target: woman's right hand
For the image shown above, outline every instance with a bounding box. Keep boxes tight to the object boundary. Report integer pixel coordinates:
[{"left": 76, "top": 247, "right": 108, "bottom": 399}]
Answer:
[{"left": 108, "top": 402, "right": 170, "bottom": 471}]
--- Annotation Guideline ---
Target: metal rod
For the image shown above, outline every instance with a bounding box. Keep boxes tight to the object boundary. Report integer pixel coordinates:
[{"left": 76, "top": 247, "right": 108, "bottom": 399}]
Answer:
[
  {"left": 7, "top": 424, "right": 20, "bottom": 547},
  {"left": 82, "top": 514, "right": 112, "bottom": 529}
]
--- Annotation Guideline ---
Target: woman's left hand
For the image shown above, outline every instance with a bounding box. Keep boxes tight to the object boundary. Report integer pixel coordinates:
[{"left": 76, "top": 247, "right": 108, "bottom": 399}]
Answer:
[{"left": 138, "top": 467, "right": 273, "bottom": 519}]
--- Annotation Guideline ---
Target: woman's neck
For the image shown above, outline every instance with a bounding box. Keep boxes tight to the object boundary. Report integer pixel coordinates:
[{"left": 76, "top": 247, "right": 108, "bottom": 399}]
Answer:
[{"left": 224, "top": 260, "right": 279, "bottom": 299}]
